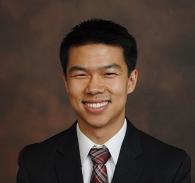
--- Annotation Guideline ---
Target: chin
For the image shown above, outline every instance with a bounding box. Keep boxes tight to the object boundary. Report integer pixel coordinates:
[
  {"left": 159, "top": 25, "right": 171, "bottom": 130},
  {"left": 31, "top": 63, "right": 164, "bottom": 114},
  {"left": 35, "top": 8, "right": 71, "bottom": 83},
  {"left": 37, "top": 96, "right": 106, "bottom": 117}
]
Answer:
[
  {"left": 87, "top": 117, "right": 114, "bottom": 130},
  {"left": 89, "top": 122, "right": 108, "bottom": 129}
]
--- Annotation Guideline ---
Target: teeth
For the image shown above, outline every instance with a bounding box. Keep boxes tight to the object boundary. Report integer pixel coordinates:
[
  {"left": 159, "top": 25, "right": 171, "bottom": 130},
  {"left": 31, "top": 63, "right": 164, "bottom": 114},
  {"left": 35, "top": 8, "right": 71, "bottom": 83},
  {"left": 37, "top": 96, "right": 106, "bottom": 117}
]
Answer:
[{"left": 85, "top": 102, "right": 108, "bottom": 109}]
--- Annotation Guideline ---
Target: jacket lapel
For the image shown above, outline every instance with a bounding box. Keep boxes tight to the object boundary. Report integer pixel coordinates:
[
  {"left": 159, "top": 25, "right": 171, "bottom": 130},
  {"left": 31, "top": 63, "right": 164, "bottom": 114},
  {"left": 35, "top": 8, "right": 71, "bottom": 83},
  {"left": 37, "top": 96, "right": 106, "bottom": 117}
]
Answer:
[
  {"left": 112, "top": 120, "right": 144, "bottom": 183},
  {"left": 54, "top": 123, "right": 83, "bottom": 183}
]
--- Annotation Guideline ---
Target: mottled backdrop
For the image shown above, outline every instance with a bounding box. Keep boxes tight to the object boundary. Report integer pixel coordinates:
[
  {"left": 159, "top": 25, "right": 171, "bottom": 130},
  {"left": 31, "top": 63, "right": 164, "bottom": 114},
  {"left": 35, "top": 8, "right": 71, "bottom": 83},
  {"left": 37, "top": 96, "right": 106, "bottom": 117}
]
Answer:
[{"left": 0, "top": 0, "right": 194, "bottom": 182}]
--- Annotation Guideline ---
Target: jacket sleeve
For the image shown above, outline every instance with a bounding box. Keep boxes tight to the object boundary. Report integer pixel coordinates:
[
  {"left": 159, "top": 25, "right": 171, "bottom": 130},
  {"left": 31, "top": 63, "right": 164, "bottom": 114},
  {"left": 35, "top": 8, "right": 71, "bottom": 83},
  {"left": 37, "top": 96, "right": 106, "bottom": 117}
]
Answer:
[
  {"left": 172, "top": 153, "right": 191, "bottom": 183},
  {"left": 17, "top": 147, "right": 30, "bottom": 183}
]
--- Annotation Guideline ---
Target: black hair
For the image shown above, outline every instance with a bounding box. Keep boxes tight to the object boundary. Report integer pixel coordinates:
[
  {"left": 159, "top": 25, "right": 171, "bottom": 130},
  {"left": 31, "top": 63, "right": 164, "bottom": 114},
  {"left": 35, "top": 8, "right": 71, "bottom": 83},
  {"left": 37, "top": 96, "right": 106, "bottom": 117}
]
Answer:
[{"left": 60, "top": 18, "right": 137, "bottom": 74}]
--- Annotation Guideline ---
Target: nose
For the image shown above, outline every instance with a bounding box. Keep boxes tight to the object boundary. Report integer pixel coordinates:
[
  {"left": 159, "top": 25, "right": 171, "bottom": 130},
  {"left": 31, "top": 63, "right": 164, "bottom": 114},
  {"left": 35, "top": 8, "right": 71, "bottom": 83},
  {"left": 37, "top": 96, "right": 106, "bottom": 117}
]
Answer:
[{"left": 85, "top": 75, "right": 105, "bottom": 95}]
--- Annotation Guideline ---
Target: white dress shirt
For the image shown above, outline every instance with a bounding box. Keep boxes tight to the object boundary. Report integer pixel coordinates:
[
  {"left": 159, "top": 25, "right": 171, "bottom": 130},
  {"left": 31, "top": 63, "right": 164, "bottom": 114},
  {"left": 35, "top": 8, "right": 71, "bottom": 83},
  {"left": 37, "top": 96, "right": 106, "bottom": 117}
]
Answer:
[{"left": 76, "top": 119, "right": 127, "bottom": 183}]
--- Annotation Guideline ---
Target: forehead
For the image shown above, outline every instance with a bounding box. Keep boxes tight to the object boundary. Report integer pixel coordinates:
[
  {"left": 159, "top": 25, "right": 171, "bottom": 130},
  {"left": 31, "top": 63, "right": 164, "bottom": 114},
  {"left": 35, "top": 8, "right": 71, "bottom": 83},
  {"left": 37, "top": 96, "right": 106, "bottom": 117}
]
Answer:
[{"left": 67, "top": 43, "right": 126, "bottom": 68}]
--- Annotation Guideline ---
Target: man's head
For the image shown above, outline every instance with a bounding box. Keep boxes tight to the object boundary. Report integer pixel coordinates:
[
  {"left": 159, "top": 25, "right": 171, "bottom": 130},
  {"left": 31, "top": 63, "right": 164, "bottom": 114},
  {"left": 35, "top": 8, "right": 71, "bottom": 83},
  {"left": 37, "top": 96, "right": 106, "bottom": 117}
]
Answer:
[
  {"left": 60, "top": 19, "right": 138, "bottom": 143},
  {"left": 60, "top": 19, "right": 137, "bottom": 75}
]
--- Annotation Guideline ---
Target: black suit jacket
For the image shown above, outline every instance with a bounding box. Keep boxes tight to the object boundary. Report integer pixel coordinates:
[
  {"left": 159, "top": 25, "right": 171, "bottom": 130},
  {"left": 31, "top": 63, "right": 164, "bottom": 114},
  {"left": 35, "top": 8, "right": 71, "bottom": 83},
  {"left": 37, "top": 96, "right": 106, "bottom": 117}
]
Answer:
[{"left": 17, "top": 120, "right": 191, "bottom": 183}]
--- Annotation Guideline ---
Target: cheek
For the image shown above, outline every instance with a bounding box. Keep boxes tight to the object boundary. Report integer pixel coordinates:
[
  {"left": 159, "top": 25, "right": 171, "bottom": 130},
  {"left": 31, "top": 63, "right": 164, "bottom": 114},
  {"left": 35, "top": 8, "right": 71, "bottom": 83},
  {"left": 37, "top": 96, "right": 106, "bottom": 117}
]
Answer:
[
  {"left": 67, "top": 81, "right": 86, "bottom": 98},
  {"left": 107, "top": 80, "right": 128, "bottom": 95}
]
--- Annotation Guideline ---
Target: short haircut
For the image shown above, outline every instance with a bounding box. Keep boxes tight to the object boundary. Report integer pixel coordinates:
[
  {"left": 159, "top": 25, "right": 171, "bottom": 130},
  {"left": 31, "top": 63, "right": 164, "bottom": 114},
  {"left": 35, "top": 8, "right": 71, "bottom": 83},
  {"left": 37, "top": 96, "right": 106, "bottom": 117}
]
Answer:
[{"left": 60, "top": 18, "right": 137, "bottom": 74}]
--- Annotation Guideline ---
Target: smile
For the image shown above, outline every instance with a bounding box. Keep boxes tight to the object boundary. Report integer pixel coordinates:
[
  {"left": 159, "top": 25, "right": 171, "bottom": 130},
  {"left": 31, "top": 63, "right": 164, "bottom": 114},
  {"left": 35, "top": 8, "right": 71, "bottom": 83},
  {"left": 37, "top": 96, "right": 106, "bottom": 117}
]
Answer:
[
  {"left": 82, "top": 100, "right": 110, "bottom": 113},
  {"left": 85, "top": 101, "right": 108, "bottom": 109}
]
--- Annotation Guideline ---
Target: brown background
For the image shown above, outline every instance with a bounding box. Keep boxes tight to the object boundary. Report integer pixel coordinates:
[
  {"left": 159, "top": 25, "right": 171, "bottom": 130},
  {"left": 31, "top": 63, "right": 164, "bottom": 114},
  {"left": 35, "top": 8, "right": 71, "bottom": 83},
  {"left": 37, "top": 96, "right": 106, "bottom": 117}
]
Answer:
[{"left": 0, "top": 0, "right": 194, "bottom": 182}]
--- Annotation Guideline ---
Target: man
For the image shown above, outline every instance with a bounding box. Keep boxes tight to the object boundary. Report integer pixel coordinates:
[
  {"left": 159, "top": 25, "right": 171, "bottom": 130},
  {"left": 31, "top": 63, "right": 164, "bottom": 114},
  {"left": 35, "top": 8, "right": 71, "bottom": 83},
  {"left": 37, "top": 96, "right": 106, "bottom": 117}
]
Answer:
[{"left": 17, "top": 19, "right": 191, "bottom": 183}]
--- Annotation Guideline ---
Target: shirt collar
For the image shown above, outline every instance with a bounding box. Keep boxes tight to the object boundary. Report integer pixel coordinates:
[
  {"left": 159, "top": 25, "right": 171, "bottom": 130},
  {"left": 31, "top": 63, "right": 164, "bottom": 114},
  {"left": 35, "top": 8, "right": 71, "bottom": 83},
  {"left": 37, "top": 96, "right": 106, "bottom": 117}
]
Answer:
[{"left": 76, "top": 119, "right": 127, "bottom": 165}]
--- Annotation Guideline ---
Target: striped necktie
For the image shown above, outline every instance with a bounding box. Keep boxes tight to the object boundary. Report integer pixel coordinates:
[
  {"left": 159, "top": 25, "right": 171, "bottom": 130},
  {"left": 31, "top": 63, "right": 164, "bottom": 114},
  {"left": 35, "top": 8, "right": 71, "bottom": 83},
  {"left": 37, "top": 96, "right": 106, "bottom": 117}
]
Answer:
[{"left": 89, "top": 147, "right": 111, "bottom": 183}]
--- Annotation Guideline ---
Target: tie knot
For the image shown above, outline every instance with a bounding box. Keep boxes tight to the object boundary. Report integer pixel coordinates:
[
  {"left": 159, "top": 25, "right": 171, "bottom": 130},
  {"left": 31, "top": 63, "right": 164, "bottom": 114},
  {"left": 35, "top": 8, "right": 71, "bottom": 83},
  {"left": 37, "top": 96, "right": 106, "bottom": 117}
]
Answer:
[{"left": 89, "top": 147, "right": 111, "bottom": 164}]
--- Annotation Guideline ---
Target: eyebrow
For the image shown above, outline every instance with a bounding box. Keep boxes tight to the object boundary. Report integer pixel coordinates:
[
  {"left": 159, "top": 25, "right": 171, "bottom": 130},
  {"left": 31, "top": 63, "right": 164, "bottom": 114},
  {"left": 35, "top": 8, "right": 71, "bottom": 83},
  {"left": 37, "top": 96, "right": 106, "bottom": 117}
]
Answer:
[
  {"left": 68, "top": 66, "right": 87, "bottom": 73},
  {"left": 68, "top": 64, "right": 122, "bottom": 73},
  {"left": 103, "top": 64, "right": 121, "bottom": 70}
]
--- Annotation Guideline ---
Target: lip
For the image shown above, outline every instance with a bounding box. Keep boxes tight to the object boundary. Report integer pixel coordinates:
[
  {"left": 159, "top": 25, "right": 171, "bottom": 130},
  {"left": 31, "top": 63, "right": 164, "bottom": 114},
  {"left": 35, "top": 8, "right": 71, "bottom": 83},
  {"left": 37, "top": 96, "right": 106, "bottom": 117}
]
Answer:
[{"left": 82, "top": 100, "right": 111, "bottom": 114}]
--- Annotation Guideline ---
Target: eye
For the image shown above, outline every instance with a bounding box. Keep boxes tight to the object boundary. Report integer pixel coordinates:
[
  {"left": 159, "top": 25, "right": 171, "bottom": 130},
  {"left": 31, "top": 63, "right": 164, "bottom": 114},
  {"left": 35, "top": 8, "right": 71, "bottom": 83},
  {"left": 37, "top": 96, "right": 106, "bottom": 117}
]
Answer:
[
  {"left": 71, "top": 73, "right": 88, "bottom": 79},
  {"left": 104, "top": 72, "right": 118, "bottom": 77}
]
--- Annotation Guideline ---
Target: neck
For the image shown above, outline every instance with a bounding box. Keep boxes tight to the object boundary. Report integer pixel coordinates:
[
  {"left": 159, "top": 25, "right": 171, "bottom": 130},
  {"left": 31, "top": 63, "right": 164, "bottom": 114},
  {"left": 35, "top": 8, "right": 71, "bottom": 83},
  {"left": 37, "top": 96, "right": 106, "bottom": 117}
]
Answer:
[{"left": 78, "top": 116, "right": 125, "bottom": 144}]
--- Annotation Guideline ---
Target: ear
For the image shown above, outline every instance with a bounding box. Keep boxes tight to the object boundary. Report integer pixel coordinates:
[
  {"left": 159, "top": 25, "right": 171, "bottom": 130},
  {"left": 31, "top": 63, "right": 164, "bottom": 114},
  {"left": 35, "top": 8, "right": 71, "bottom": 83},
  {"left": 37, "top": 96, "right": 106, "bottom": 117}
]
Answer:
[
  {"left": 127, "top": 69, "right": 138, "bottom": 94},
  {"left": 62, "top": 74, "right": 69, "bottom": 93}
]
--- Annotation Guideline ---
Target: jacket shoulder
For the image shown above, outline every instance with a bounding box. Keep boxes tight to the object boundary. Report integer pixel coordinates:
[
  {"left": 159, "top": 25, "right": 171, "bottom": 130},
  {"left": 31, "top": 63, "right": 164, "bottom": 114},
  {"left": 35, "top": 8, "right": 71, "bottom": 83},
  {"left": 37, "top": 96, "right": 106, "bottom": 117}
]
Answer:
[
  {"left": 138, "top": 129, "right": 189, "bottom": 159},
  {"left": 18, "top": 123, "right": 76, "bottom": 164},
  {"left": 137, "top": 129, "right": 191, "bottom": 181}
]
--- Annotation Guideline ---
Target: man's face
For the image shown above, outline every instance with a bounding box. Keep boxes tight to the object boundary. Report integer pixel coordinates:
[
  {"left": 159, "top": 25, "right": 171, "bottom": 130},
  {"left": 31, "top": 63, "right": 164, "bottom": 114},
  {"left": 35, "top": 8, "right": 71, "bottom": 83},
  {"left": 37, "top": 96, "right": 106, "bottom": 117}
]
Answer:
[{"left": 64, "top": 44, "right": 138, "bottom": 135}]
